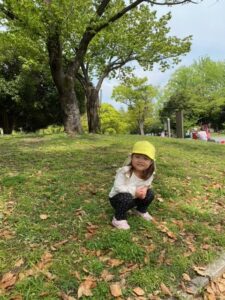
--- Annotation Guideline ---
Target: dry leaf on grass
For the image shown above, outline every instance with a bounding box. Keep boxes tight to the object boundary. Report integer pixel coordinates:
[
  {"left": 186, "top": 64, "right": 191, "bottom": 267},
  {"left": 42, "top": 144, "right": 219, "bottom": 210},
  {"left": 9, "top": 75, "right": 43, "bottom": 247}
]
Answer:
[
  {"left": 51, "top": 239, "right": 68, "bottom": 250},
  {"left": 101, "top": 270, "right": 114, "bottom": 282},
  {"left": 0, "top": 229, "right": 14, "bottom": 239},
  {"left": 157, "top": 224, "right": 177, "bottom": 241},
  {"left": 39, "top": 214, "right": 48, "bottom": 220},
  {"left": 0, "top": 272, "right": 17, "bottom": 290},
  {"left": 59, "top": 291, "right": 76, "bottom": 300},
  {"left": 185, "top": 287, "right": 196, "bottom": 294},
  {"left": 217, "top": 281, "right": 225, "bottom": 292},
  {"left": 71, "top": 271, "right": 81, "bottom": 280},
  {"left": 77, "top": 276, "right": 96, "bottom": 298},
  {"left": 145, "top": 244, "right": 156, "bottom": 253},
  {"left": 202, "top": 244, "right": 210, "bottom": 250},
  {"left": 133, "top": 287, "right": 145, "bottom": 296},
  {"left": 188, "top": 244, "right": 196, "bottom": 253},
  {"left": 193, "top": 265, "right": 206, "bottom": 276},
  {"left": 110, "top": 283, "right": 122, "bottom": 297},
  {"left": 119, "top": 263, "right": 138, "bottom": 276},
  {"left": 36, "top": 252, "right": 53, "bottom": 270},
  {"left": 182, "top": 273, "right": 191, "bottom": 281},
  {"left": 160, "top": 283, "right": 172, "bottom": 296},
  {"left": 207, "top": 294, "right": 217, "bottom": 300},
  {"left": 108, "top": 258, "right": 124, "bottom": 267},
  {"left": 9, "top": 295, "right": 23, "bottom": 300},
  {"left": 14, "top": 258, "right": 25, "bottom": 268},
  {"left": 156, "top": 196, "right": 164, "bottom": 202},
  {"left": 157, "top": 250, "right": 166, "bottom": 265},
  {"left": 41, "top": 270, "right": 56, "bottom": 280}
]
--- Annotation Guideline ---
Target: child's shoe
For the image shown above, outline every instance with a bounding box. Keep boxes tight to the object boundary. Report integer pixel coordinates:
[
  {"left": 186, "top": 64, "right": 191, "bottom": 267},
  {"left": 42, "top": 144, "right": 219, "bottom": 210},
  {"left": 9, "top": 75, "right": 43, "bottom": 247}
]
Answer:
[
  {"left": 112, "top": 217, "right": 130, "bottom": 230},
  {"left": 134, "top": 210, "right": 153, "bottom": 221}
]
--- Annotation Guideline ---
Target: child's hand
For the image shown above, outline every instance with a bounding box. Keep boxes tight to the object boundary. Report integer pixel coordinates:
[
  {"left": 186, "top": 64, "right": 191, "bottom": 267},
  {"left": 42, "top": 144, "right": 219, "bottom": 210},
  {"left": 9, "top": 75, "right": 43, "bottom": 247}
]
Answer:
[{"left": 135, "top": 186, "right": 148, "bottom": 199}]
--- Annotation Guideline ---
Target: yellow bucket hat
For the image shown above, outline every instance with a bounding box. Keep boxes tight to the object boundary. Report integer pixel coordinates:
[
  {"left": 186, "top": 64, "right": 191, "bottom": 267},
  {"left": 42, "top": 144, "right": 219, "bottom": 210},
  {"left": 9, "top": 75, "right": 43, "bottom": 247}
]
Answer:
[{"left": 132, "top": 141, "right": 156, "bottom": 161}]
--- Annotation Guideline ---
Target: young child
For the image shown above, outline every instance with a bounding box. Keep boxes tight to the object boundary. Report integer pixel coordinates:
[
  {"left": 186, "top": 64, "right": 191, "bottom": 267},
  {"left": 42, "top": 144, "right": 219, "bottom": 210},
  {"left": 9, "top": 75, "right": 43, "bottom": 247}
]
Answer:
[{"left": 109, "top": 141, "right": 156, "bottom": 230}]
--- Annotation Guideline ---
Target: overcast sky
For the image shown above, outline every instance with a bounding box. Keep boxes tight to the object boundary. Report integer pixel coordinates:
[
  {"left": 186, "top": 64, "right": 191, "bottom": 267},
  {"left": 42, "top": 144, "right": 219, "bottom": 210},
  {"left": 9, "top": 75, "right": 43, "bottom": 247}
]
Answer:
[{"left": 101, "top": 0, "right": 225, "bottom": 109}]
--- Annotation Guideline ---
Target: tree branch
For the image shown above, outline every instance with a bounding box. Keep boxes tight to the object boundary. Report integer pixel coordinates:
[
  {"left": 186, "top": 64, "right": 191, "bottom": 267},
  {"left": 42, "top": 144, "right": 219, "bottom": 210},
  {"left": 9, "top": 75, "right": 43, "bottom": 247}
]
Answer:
[
  {"left": 96, "top": 0, "right": 111, "bottom": 16},
  {"left": 146, "top": 0, "right": 199, "bottom": 5}
]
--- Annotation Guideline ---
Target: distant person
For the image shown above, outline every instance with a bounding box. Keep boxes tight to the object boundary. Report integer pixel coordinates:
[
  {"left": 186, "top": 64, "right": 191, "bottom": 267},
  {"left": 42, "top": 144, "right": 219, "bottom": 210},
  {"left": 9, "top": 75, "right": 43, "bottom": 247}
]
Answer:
[
  {"left": 109, "top": 141, "right": 155, "bottom": 230},
  {"left": 185, "top": 129, "right": 191, "bottom": 138},
  {"left": 197, "top": 130, "right": 208, "bottom": 141},
  {"left": 160, "top": 131, "right": 165, "bottom": 137}
]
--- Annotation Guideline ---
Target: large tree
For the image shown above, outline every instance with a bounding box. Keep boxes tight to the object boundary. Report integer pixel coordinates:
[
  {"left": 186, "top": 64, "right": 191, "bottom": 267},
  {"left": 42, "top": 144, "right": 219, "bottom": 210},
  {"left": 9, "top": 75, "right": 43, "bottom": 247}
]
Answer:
[
  {"left": 0, "top": 0, "right": 199, "bottom": 134},
  {"left": 77, "top": 6, "right": 191, "bottom": 133}
]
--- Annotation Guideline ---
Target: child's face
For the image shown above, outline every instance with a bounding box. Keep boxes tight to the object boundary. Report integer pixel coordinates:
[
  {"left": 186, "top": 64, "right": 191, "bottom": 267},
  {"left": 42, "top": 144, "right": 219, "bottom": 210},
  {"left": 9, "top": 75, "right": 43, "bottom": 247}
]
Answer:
[{"left": 131, "top": 154, "right": 152, "bottom": 172}]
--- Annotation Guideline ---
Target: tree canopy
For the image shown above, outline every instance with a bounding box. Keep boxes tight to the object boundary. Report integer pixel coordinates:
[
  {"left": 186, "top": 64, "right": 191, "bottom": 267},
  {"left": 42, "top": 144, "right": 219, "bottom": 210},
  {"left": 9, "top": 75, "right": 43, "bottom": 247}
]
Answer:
[
  {"left": 160, "top": 57, "right": 225, "bottom": 130},
  {"left": 0, "top": 0, "right": 199, "bottom": 134}
]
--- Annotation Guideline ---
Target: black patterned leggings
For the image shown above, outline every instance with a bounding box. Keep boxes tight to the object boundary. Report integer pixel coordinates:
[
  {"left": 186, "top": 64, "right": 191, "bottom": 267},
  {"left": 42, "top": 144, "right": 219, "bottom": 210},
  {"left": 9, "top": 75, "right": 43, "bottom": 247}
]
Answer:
[{"left": 109, "top": 189, "right": 154, "bottom": 220}]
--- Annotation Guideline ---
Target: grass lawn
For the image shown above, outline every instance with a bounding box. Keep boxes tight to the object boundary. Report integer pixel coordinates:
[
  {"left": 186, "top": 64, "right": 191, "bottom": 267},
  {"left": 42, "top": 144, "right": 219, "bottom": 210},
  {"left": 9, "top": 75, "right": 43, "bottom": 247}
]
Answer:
[{"left": 0, "top": 133, "right": 224, "bottom": 299}]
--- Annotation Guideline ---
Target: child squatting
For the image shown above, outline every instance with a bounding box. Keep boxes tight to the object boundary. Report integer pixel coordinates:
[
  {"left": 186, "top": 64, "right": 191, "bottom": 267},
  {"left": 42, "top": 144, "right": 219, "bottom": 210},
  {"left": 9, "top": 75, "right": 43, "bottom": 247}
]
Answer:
[{"left": 109, "top": 141, "right": 156, "bottom": 230}]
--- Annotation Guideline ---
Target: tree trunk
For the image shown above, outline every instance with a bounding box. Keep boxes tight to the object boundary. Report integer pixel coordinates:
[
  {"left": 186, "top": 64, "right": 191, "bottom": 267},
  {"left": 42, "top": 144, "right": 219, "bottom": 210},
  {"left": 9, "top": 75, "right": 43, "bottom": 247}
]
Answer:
[
  {"left": 139, "top": 121, "right": 145, "bottom": 135},
  {"left": 47, "top": 32, "right": 82, "bottom": 135},
  {"left": 86, "top": 84, "right": 101, "bottom": 133},
  {"left": 60, "top": 75, "right": 82, "bottom": 134},
  {"left": 1, "top": 110, "right": 14, "bottom": 134}
]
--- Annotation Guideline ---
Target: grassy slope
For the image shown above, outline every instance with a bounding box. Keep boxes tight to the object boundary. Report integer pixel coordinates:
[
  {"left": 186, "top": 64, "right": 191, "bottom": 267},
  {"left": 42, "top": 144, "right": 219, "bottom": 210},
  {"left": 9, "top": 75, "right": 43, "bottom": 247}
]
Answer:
[{"left": 0, "top": 134, "right": 224, "bottom": 299}]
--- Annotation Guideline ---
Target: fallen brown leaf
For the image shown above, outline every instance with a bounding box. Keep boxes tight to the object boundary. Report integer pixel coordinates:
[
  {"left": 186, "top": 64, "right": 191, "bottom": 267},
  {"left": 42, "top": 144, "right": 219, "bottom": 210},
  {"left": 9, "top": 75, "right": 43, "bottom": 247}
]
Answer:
[
  {"left": 101, "top": 270, "right": 114, "bottom": 282},
  {"left": 217, "top": 281, "right": 225, "bottom": 292},
  {"left": 157, "top": 250, "right": 166, "bottom": 265},
  {"left": 110, "top": 283, "right": 122, "bottom": 297},
  {"left": 160, "top": 283, "right": 172, "bottom": 296},
  {"left": 207, "top": 293, "right": 216, "bottom": 300},
  {"left": 206, "top": 286, "right": 215, "bottom": 294},
  {"left": 9, "top": 295, "right": 23, "bottom": 300},
  {"left": 14, "top": 258, "right": 25, "bottom": 268},
  {"left": 193, "top": 266, "right": 206, "bottom": 276},
  {"left": 0, "top": 272, "right": 17, "bottom": 290},
  {"left": 188, "top": 244, "right": 196, "bottom": 253},
  {"left": 108, "top": 258, "right": 124, "bottom": 267},
  {"left": 202, "top": 244, "right": 210, "bottom": 250},
  {"left": 52, "top": 239, "right": 68, "bottom": 249},
  {"left": 77, "top": 276, "right": 96, "bottom": 298},
  {"left": 145, "top": 244, "right": 156, "bottom": 253},
  {"left": 133, "top": 287, "right": 145, "bottom": 296},
  {"left": 166, "top": 231, "right": 177, "bottom": 240},
  {"left": 71, "top": 271, "right": 81, "bottom": 280},
  {"left": 185, "top": 287, "right": 196, "bottom": 294},
  {"left": 0, "top": 229, "right": 14, "bottom": 239},
  {"left": 40, "top": 214, "right": 48, "bottom": 220},
  {"left": 59, "top": 291, "right": 76, "bottom": 300},
  {"left": 182, "top": 273, "right": 191, "bottom": 281},
  {"left": 37, "top": 252, "right": 53, "bottom": 270},
  {"left": 41, "top": 270, "right": 56, "bottom": 280}
]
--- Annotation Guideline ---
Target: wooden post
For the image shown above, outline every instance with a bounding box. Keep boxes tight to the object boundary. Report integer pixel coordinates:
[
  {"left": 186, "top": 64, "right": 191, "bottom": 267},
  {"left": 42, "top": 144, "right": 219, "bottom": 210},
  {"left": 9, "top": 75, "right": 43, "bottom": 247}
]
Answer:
[
  {"left": 167, "top": 118, "right": 171, "bottom": 137},
  {"left": 176, "top": 110, "right": 184, "bottom": 138}
]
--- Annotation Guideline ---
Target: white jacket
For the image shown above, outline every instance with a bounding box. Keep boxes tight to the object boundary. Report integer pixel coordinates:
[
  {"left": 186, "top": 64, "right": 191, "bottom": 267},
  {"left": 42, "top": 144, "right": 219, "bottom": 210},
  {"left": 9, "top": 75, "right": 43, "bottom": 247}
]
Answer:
[{"left": 109, "top": 166, "right": 154, "bottom": 198}]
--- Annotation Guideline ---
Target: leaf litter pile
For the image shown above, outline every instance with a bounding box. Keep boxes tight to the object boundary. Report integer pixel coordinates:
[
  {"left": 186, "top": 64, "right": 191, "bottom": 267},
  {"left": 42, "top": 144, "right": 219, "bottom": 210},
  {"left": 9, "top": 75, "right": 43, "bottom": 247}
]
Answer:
[{"left": 0, "top": 134, "right": 225, "bottom": 299}]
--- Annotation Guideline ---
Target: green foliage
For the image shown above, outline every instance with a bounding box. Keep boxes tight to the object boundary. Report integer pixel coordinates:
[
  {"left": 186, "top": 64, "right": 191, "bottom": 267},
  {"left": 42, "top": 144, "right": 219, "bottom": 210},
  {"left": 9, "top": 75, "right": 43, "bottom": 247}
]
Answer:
[
  {"left": 100, "top": 103, "right": 129, "bottom": 134},
  {"left": 0, "top": 30, "right": 63, "bottom": 133},
  {"left": 112, "top": 77, "right": 158, "bottom": 134},
  {"left": 1, "top": 0, "right": 192, "bottom": 134},
  {"left": 86, "top": 6, "right": 191, "bottom": 80},
  {"left": 160, "top": 57, "right": 225, "bottom": 130}
]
